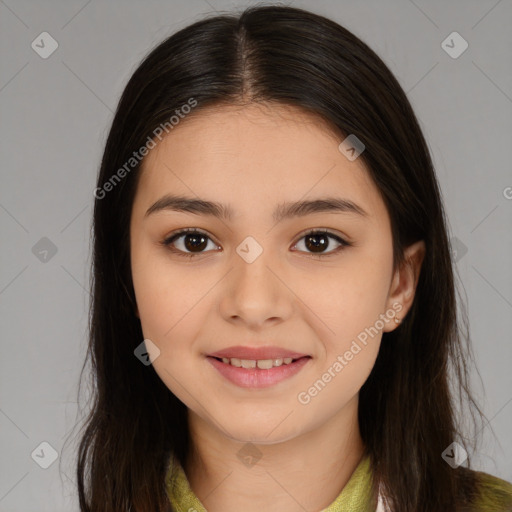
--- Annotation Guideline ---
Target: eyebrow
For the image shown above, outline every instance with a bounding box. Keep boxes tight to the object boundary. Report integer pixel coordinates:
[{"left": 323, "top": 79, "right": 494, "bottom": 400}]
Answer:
[{"left": 144, "top": 194, "right": 368, "bottom": 223}]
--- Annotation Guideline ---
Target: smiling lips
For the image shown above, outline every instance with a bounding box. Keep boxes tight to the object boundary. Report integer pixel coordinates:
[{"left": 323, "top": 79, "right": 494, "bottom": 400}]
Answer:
[
  {"left": 208, "top": 345, "right": 309, "bottom": 360},
  {"left": 206, "top": 345, "right": 311, "bottom": 388}
]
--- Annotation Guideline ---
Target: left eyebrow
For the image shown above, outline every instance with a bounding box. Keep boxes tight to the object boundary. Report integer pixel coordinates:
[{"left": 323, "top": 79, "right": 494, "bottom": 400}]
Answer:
[{"left": 144, "top": 194, "right": 368, "bottom": 222}]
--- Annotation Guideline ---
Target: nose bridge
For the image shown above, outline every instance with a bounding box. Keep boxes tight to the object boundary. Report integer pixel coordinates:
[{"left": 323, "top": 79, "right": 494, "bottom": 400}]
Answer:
[
  {"left": 233, "top": 237, "right": 278, "bottom": 301},
  {"left": 220, "top": 236, "right": 291, "bottom": 326}
]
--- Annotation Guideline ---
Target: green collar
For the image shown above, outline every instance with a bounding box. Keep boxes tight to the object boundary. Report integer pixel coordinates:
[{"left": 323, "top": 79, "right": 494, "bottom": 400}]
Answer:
[{"left": 165, "top": 454, "right": 377, "bottom": 512}]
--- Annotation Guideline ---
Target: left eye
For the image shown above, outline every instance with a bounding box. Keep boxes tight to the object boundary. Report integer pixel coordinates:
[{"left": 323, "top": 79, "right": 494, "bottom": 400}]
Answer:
[
  {"left": 161, "top": 229, "right": 350, "bottom": 258},
  {"left": 292, "top": 230, "right": 350, "bottom": 256}
]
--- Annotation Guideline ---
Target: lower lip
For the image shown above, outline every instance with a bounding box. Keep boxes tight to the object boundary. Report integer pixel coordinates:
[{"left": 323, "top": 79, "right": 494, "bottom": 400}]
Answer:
[{"left": 206, "top": 356, "right": 311, "bottom": 389}]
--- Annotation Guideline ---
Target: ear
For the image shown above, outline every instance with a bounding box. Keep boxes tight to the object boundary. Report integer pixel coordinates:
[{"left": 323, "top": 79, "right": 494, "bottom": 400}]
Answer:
[
  {"left": 135, "top": 304, "right": 140, "bottom": 319},
  {"left": 383, "top": 240, "right": 425, "bottom": 332}
]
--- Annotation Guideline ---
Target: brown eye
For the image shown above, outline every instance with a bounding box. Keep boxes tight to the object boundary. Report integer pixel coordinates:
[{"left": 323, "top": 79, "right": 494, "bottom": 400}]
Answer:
[
  {"left": 162, "top": 229, "right": 218, "bottom": 257},
  {"left": 292, "top": 230, "right": 350, "bottom": 256},
  {"left": 181, "top": 232, "right": 208, "bottom": 252}
]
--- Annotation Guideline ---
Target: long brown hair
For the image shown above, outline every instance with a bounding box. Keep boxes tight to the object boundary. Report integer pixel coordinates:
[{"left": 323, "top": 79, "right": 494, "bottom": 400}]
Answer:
[{"left": 70, "top": 5, "right": 485, "bottom": 511}]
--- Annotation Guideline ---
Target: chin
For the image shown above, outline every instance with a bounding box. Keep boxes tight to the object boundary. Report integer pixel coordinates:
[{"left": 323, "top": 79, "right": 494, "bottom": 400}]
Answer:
[{"left": 222, "top": 417, "right": 305, "bottom": 445}]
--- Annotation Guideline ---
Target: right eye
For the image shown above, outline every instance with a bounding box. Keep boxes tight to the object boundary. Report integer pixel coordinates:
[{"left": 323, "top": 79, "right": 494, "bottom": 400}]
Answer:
[{"left": 160, "top": 228, "right": 220, "bottom": 258}]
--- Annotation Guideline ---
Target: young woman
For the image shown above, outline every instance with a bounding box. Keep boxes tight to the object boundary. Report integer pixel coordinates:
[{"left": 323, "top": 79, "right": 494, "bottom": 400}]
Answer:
[{"left": 75, "top": 5, "right": 512, "bottom": 511}]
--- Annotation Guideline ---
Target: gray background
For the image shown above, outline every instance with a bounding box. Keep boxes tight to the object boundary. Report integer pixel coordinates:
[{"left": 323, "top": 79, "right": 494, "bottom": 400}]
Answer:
[{"left": 0, "top": 0, "right": 511, "bottom": 510}]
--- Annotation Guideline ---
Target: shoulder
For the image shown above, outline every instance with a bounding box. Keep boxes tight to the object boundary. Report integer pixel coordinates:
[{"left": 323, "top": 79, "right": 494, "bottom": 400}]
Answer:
[{"left": 462, "top": 469, "right": 512, "bottom": 512}]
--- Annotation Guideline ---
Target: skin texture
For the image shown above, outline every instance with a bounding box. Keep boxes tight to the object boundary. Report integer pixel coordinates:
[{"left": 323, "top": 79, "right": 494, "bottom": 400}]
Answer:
[{"left": 130, "top": 103, "right": 425, "bottom": 512}]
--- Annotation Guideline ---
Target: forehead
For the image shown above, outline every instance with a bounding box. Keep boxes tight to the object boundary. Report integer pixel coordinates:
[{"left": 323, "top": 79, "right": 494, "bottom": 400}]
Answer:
[
  {"left": 142, "top": 102, "right": 344, "bottom": 167},
  {"left": 134, "top": 102, "right": 384, "bottom": 221}
]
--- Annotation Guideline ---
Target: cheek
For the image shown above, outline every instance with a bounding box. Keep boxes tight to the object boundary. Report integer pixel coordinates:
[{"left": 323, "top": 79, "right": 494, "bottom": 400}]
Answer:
[
  {"left": 290, "top": 250, "right": 391, "bottom": 394},
  {"left": 294, "top": 255, "right": 392, "bottom": 336},
  {"left": 130, "top": 254, "right": 218, "bottom": 388},
  {"left": 132, "top": 261, "right": 211, "bottom": 400},
  {"left": 131, "top": 260, "right": 171, "bottom": 340},
  {"left": 131, "top": 245, "right": 204, "bottom": 339},
  {"left": 134, "top": 279, "right": 207, "bottom": 352}
]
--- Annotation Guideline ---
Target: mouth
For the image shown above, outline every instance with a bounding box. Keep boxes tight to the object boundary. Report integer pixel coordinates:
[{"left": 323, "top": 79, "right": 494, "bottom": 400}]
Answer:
[{"left": 206, "top": 355, "right": 312, "bottom": 388}]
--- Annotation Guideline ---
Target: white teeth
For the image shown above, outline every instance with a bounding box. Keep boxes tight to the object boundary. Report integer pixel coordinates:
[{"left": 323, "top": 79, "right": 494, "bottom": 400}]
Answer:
[
  {"left": 218, "top": 356, "right": 299, "bottom": 368},
  {"left": 257, "top": 359, "right": 273, "bottom": 370}
]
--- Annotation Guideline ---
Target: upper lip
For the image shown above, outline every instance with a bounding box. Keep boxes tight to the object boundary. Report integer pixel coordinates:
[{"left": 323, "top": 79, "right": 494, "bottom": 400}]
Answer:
[{"left": 208, "top": 346, "right": 310, "bottom": 360}]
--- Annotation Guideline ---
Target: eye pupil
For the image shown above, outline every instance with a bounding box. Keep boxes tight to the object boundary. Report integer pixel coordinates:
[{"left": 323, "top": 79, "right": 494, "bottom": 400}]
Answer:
[
  {"left": 184, "top": 233, "right": 208, "bottom": 252},
  {"left": 305, "top": 233, "right": 328, "bottom": 253}
]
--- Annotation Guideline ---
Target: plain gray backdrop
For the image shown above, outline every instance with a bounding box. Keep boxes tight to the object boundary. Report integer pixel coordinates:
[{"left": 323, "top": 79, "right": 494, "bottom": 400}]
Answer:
[{"left": 1, "top": 0, "right": 511, "bottom": 510}]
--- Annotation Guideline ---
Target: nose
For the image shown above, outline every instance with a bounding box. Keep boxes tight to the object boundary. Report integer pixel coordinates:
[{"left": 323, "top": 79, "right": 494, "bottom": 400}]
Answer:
[{"left": 218, "top": 246, "right": 293, "bottom": 329}]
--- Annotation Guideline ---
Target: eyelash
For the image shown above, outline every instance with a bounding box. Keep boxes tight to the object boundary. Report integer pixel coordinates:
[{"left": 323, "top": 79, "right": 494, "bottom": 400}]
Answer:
[{"left": 160, "top": 227, "right": 352, "bottom": 259}]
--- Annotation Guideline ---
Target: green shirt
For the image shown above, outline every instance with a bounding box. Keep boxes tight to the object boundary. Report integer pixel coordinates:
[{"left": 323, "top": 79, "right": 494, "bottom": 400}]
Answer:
[{"left": 165, "top": 454, "right": 512, "bottom": 511}]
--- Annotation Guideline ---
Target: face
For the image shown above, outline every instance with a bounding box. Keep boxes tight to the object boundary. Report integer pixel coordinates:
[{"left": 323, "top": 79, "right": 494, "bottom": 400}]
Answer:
[{"left": 130, "top": 103, "right": 412, "bottom": 444}]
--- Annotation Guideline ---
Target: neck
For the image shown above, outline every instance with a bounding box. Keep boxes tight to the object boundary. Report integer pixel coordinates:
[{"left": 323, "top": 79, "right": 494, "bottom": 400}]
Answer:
[{"left": 184, "top": 395, "right": 366, "bottom": 512}]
